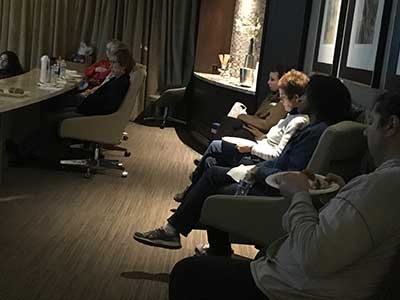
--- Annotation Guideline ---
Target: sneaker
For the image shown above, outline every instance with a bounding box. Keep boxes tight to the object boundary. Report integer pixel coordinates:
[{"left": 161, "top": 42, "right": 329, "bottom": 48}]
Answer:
[
  {"left": 134, "top": 227, "right": 181, "bottom": 249},
  {"left": 194, "top": 243, "right": 233, "bottom": 257}
]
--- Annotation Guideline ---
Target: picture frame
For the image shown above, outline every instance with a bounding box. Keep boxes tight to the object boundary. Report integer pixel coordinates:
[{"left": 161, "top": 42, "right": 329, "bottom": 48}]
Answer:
[
  {"left": 385, "top": 1, "right": 400, "bottom": 91},
  {"left": 312, "top": 0, "right": 348, "bottom": 75},
  {"left": 339, "top": 0, "right": 392, "bottom": 87}
]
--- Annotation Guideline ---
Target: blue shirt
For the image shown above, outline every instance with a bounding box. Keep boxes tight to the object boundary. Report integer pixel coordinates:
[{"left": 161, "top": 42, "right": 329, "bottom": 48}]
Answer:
[{"left": 254, "top": 121, "right": 328, "bottom": 183}]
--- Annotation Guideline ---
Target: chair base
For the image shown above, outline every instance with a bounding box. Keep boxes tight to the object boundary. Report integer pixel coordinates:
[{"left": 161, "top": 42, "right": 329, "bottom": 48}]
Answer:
[
  {"left": 102, "top": 144, "right": 131, "bottom": 157},
  {"left": 60, "top": 143, "right": 128, "bottom": 178},
  {"left": 144, "top": 106, "right": 186, "bottom": 129},
  {"left": 143, "top": 116, "right": 186, "bottom": 129}
]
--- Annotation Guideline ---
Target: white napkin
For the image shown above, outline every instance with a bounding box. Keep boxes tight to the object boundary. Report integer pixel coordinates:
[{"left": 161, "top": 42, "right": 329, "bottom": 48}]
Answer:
[{"left": 227, "top": 164, "right": 256, "bottom": 183}]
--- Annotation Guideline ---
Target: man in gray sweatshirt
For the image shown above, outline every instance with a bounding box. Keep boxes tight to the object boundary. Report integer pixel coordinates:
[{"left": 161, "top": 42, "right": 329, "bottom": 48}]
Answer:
[{"left": 168, "top": 91, "right": 400, "bottom": 300}]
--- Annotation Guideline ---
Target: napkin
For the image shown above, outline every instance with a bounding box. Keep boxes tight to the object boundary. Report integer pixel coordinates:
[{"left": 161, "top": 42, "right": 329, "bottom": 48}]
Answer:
[{"left": 227, "top": 164, "right": 256, "bottom": 183}]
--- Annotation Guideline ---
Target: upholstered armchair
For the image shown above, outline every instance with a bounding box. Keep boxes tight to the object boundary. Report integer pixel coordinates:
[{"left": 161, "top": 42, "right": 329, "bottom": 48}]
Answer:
[
  {"left": 199, "top": 120, "right": 368, "bottom": 247},
  {"left": 58, "top": 64, "right": 146, "bottom": 178}
]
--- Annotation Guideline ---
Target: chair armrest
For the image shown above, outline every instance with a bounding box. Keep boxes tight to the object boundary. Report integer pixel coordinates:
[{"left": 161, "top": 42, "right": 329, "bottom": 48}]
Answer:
[
  {"left": 158, "top": 87, "right": 186, "bottom": 106},
  {"left": 200, "top": 195, "right": 290, "bottom": 247}
]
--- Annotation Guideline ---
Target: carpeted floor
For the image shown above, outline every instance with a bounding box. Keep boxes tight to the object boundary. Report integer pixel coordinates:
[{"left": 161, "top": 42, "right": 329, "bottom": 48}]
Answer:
[{"left": 0, "top": 123, "right": 257, "bottom": 300}]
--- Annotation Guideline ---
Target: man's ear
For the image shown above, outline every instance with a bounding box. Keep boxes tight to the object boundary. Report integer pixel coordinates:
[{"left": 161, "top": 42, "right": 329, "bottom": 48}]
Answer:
[{"left": 385, "top": 115, "right": 400, "bottom": 137}]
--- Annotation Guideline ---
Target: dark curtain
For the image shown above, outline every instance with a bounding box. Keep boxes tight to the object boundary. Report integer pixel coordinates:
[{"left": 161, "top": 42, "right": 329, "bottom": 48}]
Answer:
[{"left": 0, "top": 0, "right": 200, "bottom": 96}]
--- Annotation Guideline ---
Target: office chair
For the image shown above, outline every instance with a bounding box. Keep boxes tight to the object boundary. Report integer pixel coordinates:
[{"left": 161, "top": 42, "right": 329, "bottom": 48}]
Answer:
[
  {"left": 58, "top": 64, "right": 146, "bottom": 178},
  {"left": 144, "top": 87, "right": 186, "bottom": 129}
]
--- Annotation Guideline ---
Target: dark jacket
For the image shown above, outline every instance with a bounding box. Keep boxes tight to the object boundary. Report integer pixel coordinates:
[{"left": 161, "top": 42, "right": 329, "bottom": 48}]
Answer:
[
  {"left": 254, "top": 120, "right": 328, "bottom": 183},
  {"left": 77, "top": 73, "right": 130, "bottom": 116}
]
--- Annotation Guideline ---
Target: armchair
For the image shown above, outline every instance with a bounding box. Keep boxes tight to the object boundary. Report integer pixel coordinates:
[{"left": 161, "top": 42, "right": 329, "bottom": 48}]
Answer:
[
  {"left": 144, "top": 87, "right": 187, "bottom": 129},
  {"left": 58, "top": 64, "right": 146, "bottom": 178},
  {"left": 200, "top": 120, "right": 368, "bottom": 247}
]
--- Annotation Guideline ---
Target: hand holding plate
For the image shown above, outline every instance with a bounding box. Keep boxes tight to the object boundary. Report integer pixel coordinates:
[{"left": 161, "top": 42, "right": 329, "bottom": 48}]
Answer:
[
  {"left": 236, "top": 145, "right": 252, "bottom": 153},
  {"left": 278, "top": 172, "right": 309, "bottom": 199}
]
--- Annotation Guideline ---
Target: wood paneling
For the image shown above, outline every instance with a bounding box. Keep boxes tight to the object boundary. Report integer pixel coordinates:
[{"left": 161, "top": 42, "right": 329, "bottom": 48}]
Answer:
[{"left": 194, "top": 0, "right": 236, "bottom": 73}]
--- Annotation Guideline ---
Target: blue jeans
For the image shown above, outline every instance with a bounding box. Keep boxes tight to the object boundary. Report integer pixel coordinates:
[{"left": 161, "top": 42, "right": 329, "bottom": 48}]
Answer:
[
  {"left": 191, "top": 140, "right": 253, "bottom": 184},
  {"left": 168, "top": 166, "right": 269, "bottom": 237}
]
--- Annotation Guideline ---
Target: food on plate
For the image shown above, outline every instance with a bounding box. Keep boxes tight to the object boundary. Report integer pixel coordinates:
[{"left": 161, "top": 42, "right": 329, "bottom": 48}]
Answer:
[
  {"left": 14, "top": 88, "right": 24, "bottom": 94},
  {"left": 8, "top": 87, "right": 24, "bottom": 94},
  {"left": 301, "top": 169, "right": 331, "bottom": 190}
]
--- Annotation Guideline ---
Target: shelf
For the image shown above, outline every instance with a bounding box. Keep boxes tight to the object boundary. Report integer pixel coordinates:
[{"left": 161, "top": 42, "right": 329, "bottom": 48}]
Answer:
[{"left": 194, "top": 72, "right": 256, "bottom": 95}]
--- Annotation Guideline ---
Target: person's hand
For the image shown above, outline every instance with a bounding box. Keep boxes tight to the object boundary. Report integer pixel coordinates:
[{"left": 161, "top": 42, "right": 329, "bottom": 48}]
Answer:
[
  {"left": 325, "top": 173, "right": 346, "bottom": 188},
  {"left": 237, "top": 114, "right": 246, "bottom": 120},
  {"left": 95, "top": 66, "right": 108, "bottom": 73},
  {"left": 279, "top": 173, "right": 310, "bottom": 199},
  {"left": 243, "top": 124, "right": 264, "bottom": 139},
  {"left": 236, "top": 145, "right": 252, "bottom": 153}
]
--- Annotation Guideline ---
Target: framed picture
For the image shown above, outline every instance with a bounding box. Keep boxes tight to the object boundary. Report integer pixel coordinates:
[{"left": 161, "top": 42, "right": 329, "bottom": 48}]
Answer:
[
  {"left": 339, "top": 0, "right": 392, "bottom": 87},
  {"left": 312, "top": 0, "right": 348, "bottom": 75},
  {"left": 385, "top": 0, "right": 400, "bottom": 91}
]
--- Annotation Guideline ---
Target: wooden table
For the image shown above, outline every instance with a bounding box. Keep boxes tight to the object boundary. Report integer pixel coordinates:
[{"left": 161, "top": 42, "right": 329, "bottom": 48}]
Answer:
[{"left": 0, "top": 63, "right": 84, "bottom": 182}]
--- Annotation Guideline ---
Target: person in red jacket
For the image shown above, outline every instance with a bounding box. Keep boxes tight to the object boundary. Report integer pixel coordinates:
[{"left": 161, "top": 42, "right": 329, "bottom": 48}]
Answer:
[{"left": 84, "top": 39, "right": 128, "bottom": 88}]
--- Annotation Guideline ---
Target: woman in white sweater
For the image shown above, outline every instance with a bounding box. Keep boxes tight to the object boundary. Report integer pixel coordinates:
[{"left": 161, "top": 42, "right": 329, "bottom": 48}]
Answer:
[{"left": 238, "top": 85, "right": 309, "bottom": 161}]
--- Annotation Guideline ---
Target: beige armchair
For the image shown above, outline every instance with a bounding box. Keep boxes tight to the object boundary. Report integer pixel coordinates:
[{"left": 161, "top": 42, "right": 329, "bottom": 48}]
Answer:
[
  {"left": 59, "top": 64, "right": 146, "bottom": 178},
  {"left": 200, "top": 120, "right": 368, "bottom": 247}
]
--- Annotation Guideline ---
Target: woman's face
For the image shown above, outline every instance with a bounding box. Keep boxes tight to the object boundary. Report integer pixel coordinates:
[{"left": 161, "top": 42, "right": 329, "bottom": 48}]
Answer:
[
  {"left": 0, "top": 54, "right": 8, "bottom": 69},
  {"left": 279, "top": 89, "right": 299, "bottom": 112},
  {"left": 297, "top": 93, "right": 311, "bottom": 115},
  {"left": 106, "top": 43, "right": 118, "bottom": 60},
  {"left": 110, "top": 60, "right": 126, "bottom": 77},
  {"left": 267, "top": 72, "right": 280, "bottom": 92}
]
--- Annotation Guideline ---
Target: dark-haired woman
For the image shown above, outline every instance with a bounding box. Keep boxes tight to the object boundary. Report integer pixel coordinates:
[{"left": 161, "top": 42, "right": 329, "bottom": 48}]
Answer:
[
  {"left": 0, "top": 51, "right": 24, "bottom": 79},
  {"left": 213, "top": 65, "right": 288, "bottom": 141}
]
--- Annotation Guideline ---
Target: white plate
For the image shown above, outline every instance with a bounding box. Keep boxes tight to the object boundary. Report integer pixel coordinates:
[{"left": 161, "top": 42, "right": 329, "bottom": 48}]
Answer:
[
  {"left": 266, "top": 171, "right": 340, "bottom": 195},
  {"left": 0, "top": 89, "right": 30, "bottom": 98},
  {"left": 222, "top": 136, "right": 257, "bottom": 147}
]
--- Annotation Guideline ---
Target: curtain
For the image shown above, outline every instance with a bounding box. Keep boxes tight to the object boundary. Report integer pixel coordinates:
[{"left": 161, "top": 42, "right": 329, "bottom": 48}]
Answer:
[{"left": 0, "top": 0, "right": 199, "bottom": 110}]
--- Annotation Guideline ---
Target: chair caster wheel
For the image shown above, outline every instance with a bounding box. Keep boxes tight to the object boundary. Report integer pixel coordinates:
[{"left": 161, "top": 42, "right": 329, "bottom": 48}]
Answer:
[
  {"left": 121, "top": 171, "right": 128, "bottom": 178},
  {"left": 84, "top": 170, "right": 92, "bottom": 179},
  {"left": 124, "top": 151, "right": 131, "bottom": 157}
]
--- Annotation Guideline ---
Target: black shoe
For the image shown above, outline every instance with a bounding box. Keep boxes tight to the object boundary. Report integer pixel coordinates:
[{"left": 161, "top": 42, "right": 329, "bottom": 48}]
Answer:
[
  {"left": 173, "top": 186, "right": 190, "bottom": 203},
  {"left": 134, "top": 227, "right": 181, "bottom": 249}
]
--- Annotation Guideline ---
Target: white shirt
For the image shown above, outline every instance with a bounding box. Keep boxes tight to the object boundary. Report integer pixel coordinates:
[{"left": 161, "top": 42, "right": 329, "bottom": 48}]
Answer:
[{"left": 251, "top": 113, "right": 309, "bottom": 161}]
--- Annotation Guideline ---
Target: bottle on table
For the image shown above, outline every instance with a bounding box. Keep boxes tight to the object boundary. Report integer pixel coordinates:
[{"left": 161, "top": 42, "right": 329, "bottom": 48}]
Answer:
[
  {"left": 40, "top": 55, "right": 50, "bottom": 83},
  {"left": 59, "top": 59, "right": 66, "bottom": 79}
]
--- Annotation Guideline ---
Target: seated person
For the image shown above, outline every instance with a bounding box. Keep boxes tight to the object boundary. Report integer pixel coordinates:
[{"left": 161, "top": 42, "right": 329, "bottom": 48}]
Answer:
[
  {"left": 176, "top": 70, "right": 310, "bottom": 201},
  {"left": 9, "top": 49, "right": 135, "bottom": 161},
  {"left": 133, "top": 75, "right": 352, "bottom": 250},
  {"left": 213, "top": 65, "right": 288, "bottom": 141},
  {"left": 83, "top": 39, "right": 128, "bottom": 88},
  {"left": 168, "top": 91, "right": 400, "bottom": 300},
  {"left": 0, "top": 51, "right": 24, "bottom": 79},
  {"left": 54, "top": 48, "right": 135, "bottom": 118}
]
